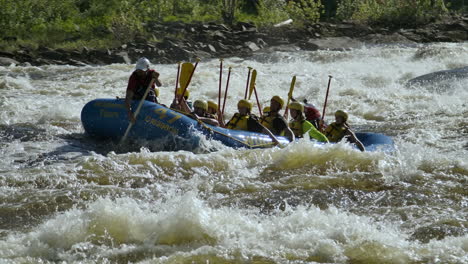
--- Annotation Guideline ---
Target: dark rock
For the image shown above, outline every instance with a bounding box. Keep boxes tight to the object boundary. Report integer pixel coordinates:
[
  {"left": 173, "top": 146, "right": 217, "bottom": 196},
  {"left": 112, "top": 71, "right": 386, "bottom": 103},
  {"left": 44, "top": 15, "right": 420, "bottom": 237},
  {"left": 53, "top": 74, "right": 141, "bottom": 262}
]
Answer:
[
  {"left": 0, "top": 57, "right": 19, "bottom": 66},
  {"left": 297, "top": 39, "right": 319, "bottom": 51},
  {"left": 40, "top": 50, "right": 66, "bottom": 60},
  {"left": 360, "top": 33, "right": 414, "bottom": 45}
]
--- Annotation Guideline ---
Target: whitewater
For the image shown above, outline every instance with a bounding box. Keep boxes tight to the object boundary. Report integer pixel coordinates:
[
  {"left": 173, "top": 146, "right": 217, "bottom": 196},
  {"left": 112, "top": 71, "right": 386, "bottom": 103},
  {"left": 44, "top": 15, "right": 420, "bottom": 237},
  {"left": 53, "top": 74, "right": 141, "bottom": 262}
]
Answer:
[{"left": 0, "top": 42, "right": 467, "bottom": 263}]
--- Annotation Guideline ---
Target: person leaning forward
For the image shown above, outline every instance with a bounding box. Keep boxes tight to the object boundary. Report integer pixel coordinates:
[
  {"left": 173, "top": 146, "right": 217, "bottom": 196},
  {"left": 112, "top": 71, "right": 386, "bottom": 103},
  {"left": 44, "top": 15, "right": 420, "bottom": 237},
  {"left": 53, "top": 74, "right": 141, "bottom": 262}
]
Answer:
[
  {"left": 260, "top": 95, "right": 295, "bottom": 142},
  {"left": 226, "top": 99, "right": 280, "bottom": 145},
  {"left": 125, "top": 57, "right": 162, "bottom": 123},
  {"left": 288, "top": 101, "right": 328, "bottom": 142},
  {"left": 324, "top": 110, "right": 365, "bottom": 152},
  {"left": 190, "top": 100, "right": 219, "bottom": 126}
]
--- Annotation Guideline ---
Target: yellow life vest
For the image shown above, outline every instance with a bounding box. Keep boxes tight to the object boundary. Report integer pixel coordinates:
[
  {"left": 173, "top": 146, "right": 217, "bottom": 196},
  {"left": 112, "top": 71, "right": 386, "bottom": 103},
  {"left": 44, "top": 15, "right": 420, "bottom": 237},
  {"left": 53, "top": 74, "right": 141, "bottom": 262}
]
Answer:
[
  {"left": 324, "top": 122, "right": 347, "bottom": 142},
  {"left": 226, "top": 113, "right": 249, "bottom": 131},
  {"left": 260, "top": 113, "right": 276, "bottom": 131},
  {"left": 289, "top": 119, "right": 304, "bottom": 138}
]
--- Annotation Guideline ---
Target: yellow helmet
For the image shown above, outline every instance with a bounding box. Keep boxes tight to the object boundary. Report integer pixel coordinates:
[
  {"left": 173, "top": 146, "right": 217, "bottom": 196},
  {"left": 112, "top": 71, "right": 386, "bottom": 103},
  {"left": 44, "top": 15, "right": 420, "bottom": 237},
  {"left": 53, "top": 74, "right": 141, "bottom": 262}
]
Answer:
[
  {"left": 193, "top": 100, "right": 208, "bottom": 111},
  {"left": 271, "top": 95, "right": 284, "bottom": 108},
  {"left": 263, "top": 106, "right": 270, "bottom": 113},
  {"left": 288, "top": 101, "right": 304, "bottom": 112},
  {"left": 207, "top": 100, "right": 218, "bottom": 110},
  {"left": 176, "top": 88, "right": 190, "bottom": 98},
  {"left": 237, "top": 99, "right": 252, "bottom": 110},
  {"left": 335, "top": 110, "right": 348, "bottom": 121}
]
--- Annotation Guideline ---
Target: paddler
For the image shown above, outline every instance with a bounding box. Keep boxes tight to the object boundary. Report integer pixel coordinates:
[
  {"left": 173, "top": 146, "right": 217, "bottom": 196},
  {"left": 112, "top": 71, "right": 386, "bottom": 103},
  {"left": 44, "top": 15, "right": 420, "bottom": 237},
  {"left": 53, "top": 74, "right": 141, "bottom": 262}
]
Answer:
[
  {"left": 302, "top": 99, "right": 323, "bottom": 130},
  {"left": 190, "top": 100, "right": 219, "bottom": 126},
  {"left": 288, "top": 102, "right": 328, "bottom": 142},
  {"left": 171, "top": 88, "right": 192, "bottom": 112},
  {"left": 259, "top": 95, "right": 295, "bottom": 142},
  {"left": 207, "top": 100, "right": 218, "bottom": 119},
  {"left": 324, "top": 110, "right": 365, "bottom": 152},
  {"left": 125, "top": 57, "right": 162, "bottom": 123},
  {"left": 226, "top": 99, "right": 280, "bottom": 145}
]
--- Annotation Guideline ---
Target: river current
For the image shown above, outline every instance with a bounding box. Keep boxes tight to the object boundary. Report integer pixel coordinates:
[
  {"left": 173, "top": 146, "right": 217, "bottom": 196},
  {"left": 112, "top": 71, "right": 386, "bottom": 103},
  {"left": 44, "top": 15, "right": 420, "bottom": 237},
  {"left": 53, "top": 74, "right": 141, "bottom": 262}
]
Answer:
[{"left": 0, "top": 43, "right": 467, "bottom": 263}]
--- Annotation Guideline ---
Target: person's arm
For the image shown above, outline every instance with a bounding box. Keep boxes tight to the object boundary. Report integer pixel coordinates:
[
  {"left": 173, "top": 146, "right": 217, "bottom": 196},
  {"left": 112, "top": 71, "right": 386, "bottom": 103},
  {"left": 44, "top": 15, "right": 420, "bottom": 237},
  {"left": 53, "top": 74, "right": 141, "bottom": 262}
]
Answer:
[
  {"left": 125, "top": 76, "right": 136, "bottom": 123},
  {"left": 345, "top": 129, "right": 365, "bottom": 152},
  {"left": 284, "top": 126, "right": 295, "bottom": 142},
  {"left": 198, "top": 117, "right": 219, "bottom": 126},
  {"left": 151, "top": 71, "right": 162, "bottom": 87}
]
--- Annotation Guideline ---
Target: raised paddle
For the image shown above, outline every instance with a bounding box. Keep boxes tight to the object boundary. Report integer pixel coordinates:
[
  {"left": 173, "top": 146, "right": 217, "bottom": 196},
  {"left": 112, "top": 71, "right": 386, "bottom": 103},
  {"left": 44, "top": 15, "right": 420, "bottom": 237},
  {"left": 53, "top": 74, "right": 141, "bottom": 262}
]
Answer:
[
  {"left": 321, "top": 75, "right": 333, "bottom": 123},
  {"left": 218, "top": 59, "right": 223, "bottom": 114},
  {"left": 179, "top": 59, "right": 200, "bottom": 103},
  {"left": 173, "top": 62, "right": 181, "bottom": 99},
  {"left": 283, "top": 75, "right": 296, "bottom": 119},
  {"left": 120, "top": 79, "right": 156, "bottom": 144},
  {"left": 221, "top": 67, "right": 232, "bottom": 117},
  {"left": 247, "top": 69, "right": 257, "bottom": 100},
  {"left": 244, "top": 67, "right": 252, "bottom": 99}
]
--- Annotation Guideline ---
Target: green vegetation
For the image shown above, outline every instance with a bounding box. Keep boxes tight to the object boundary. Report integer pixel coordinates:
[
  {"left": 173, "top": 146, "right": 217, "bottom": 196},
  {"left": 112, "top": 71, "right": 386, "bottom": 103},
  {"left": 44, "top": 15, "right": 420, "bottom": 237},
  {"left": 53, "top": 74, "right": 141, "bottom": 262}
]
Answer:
[{"left": 0, "top": 0, "right": 465, "bottom": 51}]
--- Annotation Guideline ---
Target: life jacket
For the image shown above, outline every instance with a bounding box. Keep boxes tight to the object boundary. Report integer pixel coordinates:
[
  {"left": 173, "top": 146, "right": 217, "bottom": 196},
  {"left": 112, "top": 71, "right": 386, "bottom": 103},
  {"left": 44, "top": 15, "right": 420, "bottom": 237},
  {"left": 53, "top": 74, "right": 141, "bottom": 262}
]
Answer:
[
  {"left": 259, "top": 113, "right": 276, "bottom": 131},
  {"left": 132, "top": 70, "right": 157, "bottom": 102},
  {"left": 324, "top": 122, "right": 347, "bottom": 142},
  {"left": 227, "top": 113, "right": 249, "bottom": 131},
  {"left": 304, "top": 103, "right": 321, "bottom": 129},
  {"left": 289, "top": 119, "right": 305, "bottom": 138}
]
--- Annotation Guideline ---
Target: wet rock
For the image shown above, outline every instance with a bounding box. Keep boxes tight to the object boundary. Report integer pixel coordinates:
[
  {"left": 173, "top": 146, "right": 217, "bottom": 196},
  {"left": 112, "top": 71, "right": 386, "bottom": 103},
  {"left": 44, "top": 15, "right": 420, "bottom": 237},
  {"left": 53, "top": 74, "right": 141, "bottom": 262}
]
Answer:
[
  {"left": 307, "top": 37, "right": 363, "bottom": 50},
  {"left": 207, "top": 44, "right": 216, "bottom": 53},
  {"left": 245, "top": 41, "right": 260, "bottom": 52},
  {"left": 0, "top": 57, "right": 19, "bottom": 66},
  {"left": 360, "top": 33, "right": 415, "bottom": 45}
]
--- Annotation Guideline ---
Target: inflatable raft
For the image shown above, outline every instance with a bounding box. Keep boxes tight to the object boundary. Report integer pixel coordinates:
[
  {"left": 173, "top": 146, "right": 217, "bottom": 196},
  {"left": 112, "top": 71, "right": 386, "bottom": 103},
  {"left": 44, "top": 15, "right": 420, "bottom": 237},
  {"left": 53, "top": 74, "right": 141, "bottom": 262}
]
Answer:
[{"left": 81, "top": 99, "right": 394, "bottom": 152}]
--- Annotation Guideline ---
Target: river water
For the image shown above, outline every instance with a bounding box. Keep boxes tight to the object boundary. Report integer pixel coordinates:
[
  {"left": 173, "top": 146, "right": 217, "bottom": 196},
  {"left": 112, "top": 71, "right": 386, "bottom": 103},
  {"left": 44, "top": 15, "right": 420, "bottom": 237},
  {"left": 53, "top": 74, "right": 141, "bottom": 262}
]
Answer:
[{"left": 1, "top": 43, "right": 467, "bottom": 263}]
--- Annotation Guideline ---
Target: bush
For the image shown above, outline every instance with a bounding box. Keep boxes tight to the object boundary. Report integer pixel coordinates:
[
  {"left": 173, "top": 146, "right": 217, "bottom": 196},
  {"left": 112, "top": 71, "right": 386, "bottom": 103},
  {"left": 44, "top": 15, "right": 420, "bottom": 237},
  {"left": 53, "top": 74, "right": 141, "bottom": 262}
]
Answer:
[
  {"left": 285, "top": 0, "right": 323, "bottom": 26},
  {"left": 336, "top": 0, "right": 448, "bottom": 26}
]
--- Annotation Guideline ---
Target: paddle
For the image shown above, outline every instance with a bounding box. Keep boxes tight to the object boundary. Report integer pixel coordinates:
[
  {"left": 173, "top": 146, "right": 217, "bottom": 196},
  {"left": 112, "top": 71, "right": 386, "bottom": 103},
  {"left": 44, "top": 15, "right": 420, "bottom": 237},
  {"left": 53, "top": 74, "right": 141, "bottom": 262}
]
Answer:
[
  {"left": 218, "top": 59, "right": 223, "bottom": 114},
  {"left": 247, "top": 69, "right": 257, "bottom": 100},
  {"left": 221, "top": 67, "right": 232, "bottom": 117},
  {"left": 283, "top": 75, "right": 296, "bottom": 119},
  {"left": 120, "top": 79, "right": 156, "bottom": 144},
  {"left": 321, "top": 75, "right": 333, "bottom": 130},
  {"left": 178, "top": 59, "right": 200, "bottom": 103},
  {"left": 173, "top": 62, "right": 181, "bottom": 99},
  {"left": 244, "top": 67, "right": 252, "bottom": 99},
  {"left": 247, "top": 69, "right": 262, "bottom": 116}
]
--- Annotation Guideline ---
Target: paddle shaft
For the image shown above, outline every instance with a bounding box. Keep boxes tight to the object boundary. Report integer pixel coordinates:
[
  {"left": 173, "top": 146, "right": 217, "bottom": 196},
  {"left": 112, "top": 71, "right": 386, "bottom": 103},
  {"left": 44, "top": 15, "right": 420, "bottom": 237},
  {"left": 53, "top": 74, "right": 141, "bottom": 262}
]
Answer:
[
  {"left": 283, "top": 76, "right": 296, "bottom": 119},
  {"left": 179, "top": 59, "right": 199, "bottom": 102},
  {"left": 218, "top": 59, "right": 223, "bottom": 113},
  {"left": 221, "top": 67, "right": 232, "bottom": 116},
  {"left": 120, "top": 79, "right": 156, "bottom": 144},
  {"left": 253, "top": 85, "right": 262, "bottom": 116},
  {"left": 244, "top": 67, "right": 252, "bottom": 99},
  {"left": 321, "top": 75, "right": 333, "bottom": 121},
  {"left": 174, "top": 62, "right": 181, "bottom": 99}
]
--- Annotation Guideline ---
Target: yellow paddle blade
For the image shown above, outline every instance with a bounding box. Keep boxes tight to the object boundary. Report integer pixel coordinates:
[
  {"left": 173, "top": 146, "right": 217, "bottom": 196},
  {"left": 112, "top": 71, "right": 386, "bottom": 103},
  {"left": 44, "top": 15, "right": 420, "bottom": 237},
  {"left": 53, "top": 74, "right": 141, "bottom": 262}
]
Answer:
[
  {"left": 248, "top": 69, "right": 257, "bottom": 100},
  {"left": 180, "top": 62, "right": 194, "bottom": 89},
  {"left": 288, "top": 75, "right": 296, "bottom": 99}
]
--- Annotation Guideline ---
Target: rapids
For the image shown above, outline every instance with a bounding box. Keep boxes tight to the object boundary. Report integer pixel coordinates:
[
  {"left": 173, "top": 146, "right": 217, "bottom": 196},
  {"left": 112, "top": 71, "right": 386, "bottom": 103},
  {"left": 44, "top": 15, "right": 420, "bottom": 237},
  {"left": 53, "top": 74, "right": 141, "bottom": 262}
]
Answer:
[{"left": 0, "top": 42, "right": 467, "bottom": 263}]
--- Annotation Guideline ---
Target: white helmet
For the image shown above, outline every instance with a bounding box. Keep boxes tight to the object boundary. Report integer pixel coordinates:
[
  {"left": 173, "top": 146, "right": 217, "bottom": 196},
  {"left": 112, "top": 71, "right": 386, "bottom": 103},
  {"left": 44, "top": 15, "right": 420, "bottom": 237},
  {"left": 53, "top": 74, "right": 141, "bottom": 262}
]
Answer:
[{"left": 135, "top": 57, "right": 150, "bottom": 70}]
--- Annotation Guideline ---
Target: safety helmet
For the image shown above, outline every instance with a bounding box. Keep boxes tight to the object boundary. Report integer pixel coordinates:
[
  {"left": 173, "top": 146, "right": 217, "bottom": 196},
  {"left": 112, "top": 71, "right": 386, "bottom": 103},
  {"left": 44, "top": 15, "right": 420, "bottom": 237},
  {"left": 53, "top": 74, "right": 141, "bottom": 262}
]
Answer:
[
  {"left": 207, "top": 100, "right": 218, "bottom": 110},
  {"left": 176, "top": 88, "right": 190, "bottom": 98},
  {"left": 335, "top": 110, "right": 348, "bottom": 121},
  {"left": 263, "top": 106, "right": 270, "bottom": 113},
  {"left": 271, "top": 95, "right": 284, "bottom": 108},
  {"left": 237, "top": 99, "right": 252, "bottom": 110},
  {"left": 193, "top": 100, "right": 208, "bottom": 111},
  {"left": 135, "top": 57, "right": 150, "bottom": 70},
  {"left": 288, "top": 101, "right": 304, "bottom": 112}
]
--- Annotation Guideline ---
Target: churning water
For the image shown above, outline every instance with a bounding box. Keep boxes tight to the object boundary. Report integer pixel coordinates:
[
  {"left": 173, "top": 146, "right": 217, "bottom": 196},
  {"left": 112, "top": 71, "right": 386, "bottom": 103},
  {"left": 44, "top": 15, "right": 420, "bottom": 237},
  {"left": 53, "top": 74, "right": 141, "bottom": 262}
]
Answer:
[{"left": 0, "top": 42, "right": 467, "bottom": 263}]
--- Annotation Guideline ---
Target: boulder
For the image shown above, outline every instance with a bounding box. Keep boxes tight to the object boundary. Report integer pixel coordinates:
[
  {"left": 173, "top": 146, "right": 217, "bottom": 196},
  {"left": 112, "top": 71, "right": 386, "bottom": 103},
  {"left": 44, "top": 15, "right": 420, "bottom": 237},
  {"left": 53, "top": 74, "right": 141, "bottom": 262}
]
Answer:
[
  {"left": 245, "top": 42, "right": 260, "bottom": 52},
  {"left": 306, "top": 37, "right": 363, "bottom": 50},
  {"left": 0, "top": 57, "right": 19, "bottom": 66}
]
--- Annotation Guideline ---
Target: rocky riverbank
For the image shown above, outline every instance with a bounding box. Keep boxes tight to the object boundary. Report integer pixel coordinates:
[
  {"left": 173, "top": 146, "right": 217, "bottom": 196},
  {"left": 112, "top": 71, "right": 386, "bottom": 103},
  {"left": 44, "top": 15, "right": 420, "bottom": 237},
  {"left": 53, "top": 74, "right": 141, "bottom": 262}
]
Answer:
[{"left": 1, "top": 15, "right": 467, "bottom": 67}]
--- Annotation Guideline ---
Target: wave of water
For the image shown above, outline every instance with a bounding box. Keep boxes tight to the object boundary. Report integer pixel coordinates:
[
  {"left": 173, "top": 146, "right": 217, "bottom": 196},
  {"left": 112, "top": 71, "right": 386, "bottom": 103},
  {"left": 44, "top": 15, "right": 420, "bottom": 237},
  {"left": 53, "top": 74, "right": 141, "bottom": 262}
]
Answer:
[{"left": 1, "top": 42, "right": 467, "bottom": 263}]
